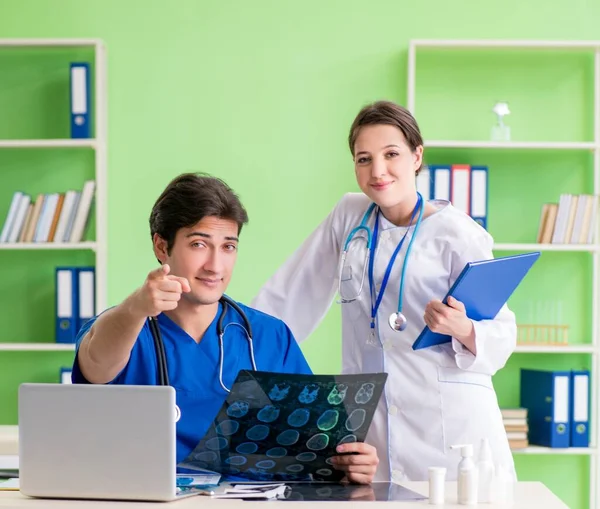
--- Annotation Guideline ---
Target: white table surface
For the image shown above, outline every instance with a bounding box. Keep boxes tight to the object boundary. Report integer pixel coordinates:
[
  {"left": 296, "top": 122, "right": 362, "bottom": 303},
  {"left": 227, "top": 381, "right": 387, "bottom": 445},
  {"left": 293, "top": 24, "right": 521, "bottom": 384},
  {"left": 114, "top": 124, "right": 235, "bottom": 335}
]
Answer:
[
  {"left": 0, "top": 428, "right": 568, "bottom": 508},
  {"left": 0, "top": 481, "right": 568, "bottom": 508}
]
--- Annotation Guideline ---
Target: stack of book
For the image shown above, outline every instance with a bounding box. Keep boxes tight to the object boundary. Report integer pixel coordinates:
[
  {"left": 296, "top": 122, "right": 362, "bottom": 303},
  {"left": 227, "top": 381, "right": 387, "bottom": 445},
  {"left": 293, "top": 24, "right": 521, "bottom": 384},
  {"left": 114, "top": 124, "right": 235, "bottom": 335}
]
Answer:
[
  {"left": 536, "top": 194, "right": 598, "bottom": 244},
  {"left": 501, "top": 408, "right": 528, "bottom": 450},
  {"left": 0, "top": 180, "right": 95, "bottom": 244}
]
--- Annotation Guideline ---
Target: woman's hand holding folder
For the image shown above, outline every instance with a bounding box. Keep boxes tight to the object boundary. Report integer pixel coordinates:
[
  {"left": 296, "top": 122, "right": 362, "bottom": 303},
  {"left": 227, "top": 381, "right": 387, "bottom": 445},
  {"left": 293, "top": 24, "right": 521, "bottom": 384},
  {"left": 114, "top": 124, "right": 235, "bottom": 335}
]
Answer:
[{"left": 424, "top": 296, "right": 476, "bottom": 354}]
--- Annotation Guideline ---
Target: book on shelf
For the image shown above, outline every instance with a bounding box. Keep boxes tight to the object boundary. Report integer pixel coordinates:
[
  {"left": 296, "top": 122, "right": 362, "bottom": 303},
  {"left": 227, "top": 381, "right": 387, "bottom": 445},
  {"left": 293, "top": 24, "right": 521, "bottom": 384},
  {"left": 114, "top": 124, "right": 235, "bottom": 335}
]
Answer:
[
  {"left": 0, "top": 180, "right": 95, "bottom": 244},
  {"left": 501, "top": 408, "right": 529, "bottom": 450},
  {"left": 537, "top": 194, "right": 598, "bottom": 244}
]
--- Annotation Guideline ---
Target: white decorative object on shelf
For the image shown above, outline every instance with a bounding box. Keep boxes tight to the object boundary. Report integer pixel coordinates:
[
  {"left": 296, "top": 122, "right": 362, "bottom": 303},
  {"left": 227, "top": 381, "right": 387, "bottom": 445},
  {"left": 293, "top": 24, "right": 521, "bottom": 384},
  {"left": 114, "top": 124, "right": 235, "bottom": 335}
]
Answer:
[{"left": 491, "top": 101, "right": 511, "bottom": 142}]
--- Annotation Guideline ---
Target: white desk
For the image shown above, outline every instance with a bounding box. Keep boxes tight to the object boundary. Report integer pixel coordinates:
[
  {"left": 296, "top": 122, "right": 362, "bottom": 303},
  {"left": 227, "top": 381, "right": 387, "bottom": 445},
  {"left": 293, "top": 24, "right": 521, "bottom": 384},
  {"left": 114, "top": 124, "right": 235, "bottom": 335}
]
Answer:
[{"left": 0, "top": 482, "right": 568, "bottom": 508}]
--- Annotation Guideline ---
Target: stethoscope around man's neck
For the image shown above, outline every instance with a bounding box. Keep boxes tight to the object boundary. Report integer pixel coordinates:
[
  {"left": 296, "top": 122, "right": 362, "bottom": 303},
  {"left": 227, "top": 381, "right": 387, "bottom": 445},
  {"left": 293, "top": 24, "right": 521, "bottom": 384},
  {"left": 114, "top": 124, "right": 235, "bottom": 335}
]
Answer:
[
  {"left": 148, "top": 294, "right": 257, "bottom": 400},
  {"left": 338, "top": 192, "right": 424, "bottom": 334}
]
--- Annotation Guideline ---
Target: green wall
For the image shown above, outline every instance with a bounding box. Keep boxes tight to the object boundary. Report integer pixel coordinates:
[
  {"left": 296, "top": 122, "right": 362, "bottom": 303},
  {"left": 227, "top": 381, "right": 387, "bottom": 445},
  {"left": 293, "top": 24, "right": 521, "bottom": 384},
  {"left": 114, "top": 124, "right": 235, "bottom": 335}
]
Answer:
[{"left": 1, "top": 1, "right": 599, "bottom": 507}]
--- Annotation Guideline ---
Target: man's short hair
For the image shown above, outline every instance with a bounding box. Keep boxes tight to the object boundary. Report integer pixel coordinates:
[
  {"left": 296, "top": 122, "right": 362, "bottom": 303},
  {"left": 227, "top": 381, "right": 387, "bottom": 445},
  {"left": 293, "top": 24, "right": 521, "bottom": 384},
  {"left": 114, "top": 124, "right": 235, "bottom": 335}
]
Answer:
[{"left": 149, "top": 173, "right": 249, "bottom": 253}]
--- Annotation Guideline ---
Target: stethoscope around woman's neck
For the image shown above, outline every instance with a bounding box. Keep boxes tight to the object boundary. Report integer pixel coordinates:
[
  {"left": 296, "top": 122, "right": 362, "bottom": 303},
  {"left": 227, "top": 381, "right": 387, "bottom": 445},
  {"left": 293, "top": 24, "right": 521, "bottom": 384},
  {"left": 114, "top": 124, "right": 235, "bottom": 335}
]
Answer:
[
  {"left": 338, "top": 193, "right": 424, "bottom": 335},
  {"left": 148, "top": 294, "right": 257, "bottom": 395}
]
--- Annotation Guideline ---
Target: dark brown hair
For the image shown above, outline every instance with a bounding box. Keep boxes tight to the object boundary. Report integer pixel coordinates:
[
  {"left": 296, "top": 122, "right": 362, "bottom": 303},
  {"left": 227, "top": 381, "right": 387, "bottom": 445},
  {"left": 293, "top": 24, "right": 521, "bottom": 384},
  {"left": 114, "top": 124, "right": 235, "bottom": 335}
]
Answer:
[
  {"left": 149, "top": 172, "right": 249, "bottom": 253},
  {"left": 348, "top": 100, "right": 424, "bottom": 174}
]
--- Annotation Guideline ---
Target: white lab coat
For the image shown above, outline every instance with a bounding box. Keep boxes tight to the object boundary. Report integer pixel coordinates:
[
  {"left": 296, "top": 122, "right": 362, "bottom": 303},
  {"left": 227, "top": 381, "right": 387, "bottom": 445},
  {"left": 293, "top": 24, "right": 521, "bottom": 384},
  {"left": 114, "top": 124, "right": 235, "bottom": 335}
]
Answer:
[{"left": 252, "top": 192, "right": 516, "bottom": 482}]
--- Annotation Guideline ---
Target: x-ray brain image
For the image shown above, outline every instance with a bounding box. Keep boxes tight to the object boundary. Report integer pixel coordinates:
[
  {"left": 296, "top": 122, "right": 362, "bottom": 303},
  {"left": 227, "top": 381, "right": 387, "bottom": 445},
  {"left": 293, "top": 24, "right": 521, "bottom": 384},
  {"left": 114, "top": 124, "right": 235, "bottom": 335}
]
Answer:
[{"left": 179, "top": 371, "right": 387, "bottom": 482}]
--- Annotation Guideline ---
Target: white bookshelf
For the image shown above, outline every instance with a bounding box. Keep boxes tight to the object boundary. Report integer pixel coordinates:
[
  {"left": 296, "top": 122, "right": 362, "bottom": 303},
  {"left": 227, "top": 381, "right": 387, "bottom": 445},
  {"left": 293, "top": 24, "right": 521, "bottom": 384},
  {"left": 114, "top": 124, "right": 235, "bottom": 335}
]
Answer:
[
  {"left": 0, "top": 39, "right": 103, "bottom": 48},
  {"left": 409, "top": 40, "right": 600, "bottom": 50},
  {"left": 0, "top": 139, "right": 97, "bottom": 149},
  {"left": 0, "top": 343, "right": 75, "bottom": 351},
  {"left": 494, "top": 243, "right": 600, "bottom": 252},
  {"left": 0, "top": 242, "right": 97, "bottom": 251},
  {"left": 514, "top": 446, "right": 596, "bottom": 455},
  {"left": 0, "top": 42, "right": 106, "bottom": 362},
  {"left": 409, "top": 39, "right": 600, "bottom": 508},
  {"left": 515, "top": 345, "right": 598, "bottom": 354},
  {"left": 425, "top": 140, "right": 598, "bottom": 150}
]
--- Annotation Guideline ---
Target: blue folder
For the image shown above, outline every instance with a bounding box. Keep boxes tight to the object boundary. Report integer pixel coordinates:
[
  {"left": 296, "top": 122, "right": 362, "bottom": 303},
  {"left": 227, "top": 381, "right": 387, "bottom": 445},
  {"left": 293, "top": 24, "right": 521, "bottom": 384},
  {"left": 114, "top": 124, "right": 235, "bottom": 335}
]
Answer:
[
  {"left": 521, "top": 369, "right": 570, "bottom": 448},
  {"left": 412, "top": 252, "right": 541, "bottom": 350},
  {"left": 569, "top": 369, "right": 590, "bottom": 447}
]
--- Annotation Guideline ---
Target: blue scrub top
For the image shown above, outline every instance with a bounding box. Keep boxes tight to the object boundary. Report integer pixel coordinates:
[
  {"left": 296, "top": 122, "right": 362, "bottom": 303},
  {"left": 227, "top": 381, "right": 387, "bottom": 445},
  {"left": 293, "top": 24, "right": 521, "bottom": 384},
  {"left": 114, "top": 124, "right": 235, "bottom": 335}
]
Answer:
[{"left": 71, "top": 298, "right": 312, "bottom": 465}]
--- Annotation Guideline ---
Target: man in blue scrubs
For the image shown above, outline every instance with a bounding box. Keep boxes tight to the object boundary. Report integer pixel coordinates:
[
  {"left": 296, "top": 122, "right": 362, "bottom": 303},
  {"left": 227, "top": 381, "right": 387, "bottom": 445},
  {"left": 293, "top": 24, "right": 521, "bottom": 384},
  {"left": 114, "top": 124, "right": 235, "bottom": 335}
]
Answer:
[{"left": 72, "top": 173, "right": 379, "bottom": 484}]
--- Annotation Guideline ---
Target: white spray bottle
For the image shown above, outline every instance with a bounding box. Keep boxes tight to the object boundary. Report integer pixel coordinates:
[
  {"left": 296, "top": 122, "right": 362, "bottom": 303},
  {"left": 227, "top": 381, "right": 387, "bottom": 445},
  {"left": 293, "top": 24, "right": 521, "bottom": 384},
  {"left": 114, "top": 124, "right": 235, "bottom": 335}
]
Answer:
[
  {"left": 477, "top": 438, "right": 494, "bottom": 503},
  {"left": 450, "top": 444, "right": 478, "bottom": 505}
]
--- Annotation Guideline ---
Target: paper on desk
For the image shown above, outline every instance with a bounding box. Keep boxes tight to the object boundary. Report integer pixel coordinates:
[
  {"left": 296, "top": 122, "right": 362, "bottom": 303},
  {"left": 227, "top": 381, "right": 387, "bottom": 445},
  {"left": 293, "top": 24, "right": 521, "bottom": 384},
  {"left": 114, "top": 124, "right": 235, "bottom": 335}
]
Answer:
[
  {"left": 0, "top": 478, "right": 19, "bottom": 491},
  {"left": 176, "top": 472, "right": 221, "bottom": 487},
  {"left": 213, "top": 483, "right": 287, "bottom": 499}
]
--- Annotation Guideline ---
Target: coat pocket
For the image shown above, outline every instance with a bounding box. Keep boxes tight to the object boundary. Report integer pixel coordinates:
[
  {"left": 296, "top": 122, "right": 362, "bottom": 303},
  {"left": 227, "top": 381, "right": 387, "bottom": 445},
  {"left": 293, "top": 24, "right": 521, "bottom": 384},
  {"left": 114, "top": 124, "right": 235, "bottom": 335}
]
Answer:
[
  {"left": 437, "top": 366, "right": 502, "bottom": 451},
  {"left": 437, "top": 366, "right": 493, "bottom": 390}
]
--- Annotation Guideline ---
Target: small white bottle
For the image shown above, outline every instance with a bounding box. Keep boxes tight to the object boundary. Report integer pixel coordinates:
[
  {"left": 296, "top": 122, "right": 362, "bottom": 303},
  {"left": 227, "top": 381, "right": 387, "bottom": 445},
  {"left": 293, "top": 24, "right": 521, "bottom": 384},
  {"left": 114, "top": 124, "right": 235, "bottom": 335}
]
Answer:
[
  {"left": 492, "top": 463, "right": 514, "bottom": 506},
  {"left": 428, "top": 466, "right": 446, "bottom": 505},
  {"left": 477, "top": 438, "right": 494, "bottom": 503},
  {"left": 450, "top": 444, "right": 478, "bottom": 505}
]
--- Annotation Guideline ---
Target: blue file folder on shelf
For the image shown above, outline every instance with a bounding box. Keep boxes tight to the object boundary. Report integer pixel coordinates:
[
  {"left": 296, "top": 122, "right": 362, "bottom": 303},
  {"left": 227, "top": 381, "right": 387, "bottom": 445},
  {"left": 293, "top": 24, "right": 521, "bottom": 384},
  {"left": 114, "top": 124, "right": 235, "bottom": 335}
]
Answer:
[
  {"left": 60, "top": 367, "right": 73, "bottom": 384},
  {"left": 470, "top": 166, "right": 488, "bottom": 229},
  {"left": 521, "top": 369, "right": 570, "bottom": 448},
  {"left": 77, "top": 267, "right": 95, "bottom": 333},
  {"left": 570, "top": 370, "right": 590, "bottom": 447},
  {"left": 70, "top": 63, "right": 91, "bottom": 138},
  {"left": 412, "top": 252, "right": 541, "bottom": 350},
  {"left": 428, "top": 165, "right": 451, "bottom": 201},
  {"left": 56, "top": 267, "right": 78, "bottom": 343},
  {"left": 55, "top": 266, "right": 95, "bottom": 343}
]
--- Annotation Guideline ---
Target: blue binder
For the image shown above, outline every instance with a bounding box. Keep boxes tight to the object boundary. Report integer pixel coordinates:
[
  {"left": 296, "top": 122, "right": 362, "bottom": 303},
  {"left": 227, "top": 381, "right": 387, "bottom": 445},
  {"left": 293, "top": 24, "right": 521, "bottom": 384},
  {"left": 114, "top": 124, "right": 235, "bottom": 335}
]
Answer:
[
  {"left": 470, "top": 166, "right": 488, "bottom": 229},
  {"left": 60, "top": 367, "right": 73, "bottom": 384},
  {"left": 70, "top": 63, "right": 91, "bottom": 138},
  {"left": 412, "top": 252, "right": 540, "bottom": 350},
  {"left": 55, "top": 267, "right": 78, "bottom": 343},
  {"left": 428, "top": 165, "right": 451, "bottom": 201},
  {"left": 521, "top": 369, "right": 570, "bottom": 448},
  {"left": 76, "top": 267, "right": 95, "bottom": 333},
  {"left": 570, "top": 369, "right": 590, "bottom": 447}
]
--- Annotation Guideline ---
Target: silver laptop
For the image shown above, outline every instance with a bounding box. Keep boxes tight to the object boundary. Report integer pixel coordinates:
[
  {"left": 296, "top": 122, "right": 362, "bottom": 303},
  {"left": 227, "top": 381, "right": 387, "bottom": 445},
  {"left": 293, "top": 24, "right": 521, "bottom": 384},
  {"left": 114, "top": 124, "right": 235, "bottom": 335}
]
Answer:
[{"left": 19, "top": 383, "right": 196, "bottom": 501}]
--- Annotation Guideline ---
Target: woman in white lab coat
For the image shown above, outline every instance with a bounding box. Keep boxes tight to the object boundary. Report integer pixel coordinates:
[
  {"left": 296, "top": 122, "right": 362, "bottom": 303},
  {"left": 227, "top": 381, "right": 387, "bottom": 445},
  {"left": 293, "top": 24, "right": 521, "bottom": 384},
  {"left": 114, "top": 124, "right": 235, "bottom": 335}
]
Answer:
[{"left": 252, "top": 100, "right": 516, "bottom": 482}]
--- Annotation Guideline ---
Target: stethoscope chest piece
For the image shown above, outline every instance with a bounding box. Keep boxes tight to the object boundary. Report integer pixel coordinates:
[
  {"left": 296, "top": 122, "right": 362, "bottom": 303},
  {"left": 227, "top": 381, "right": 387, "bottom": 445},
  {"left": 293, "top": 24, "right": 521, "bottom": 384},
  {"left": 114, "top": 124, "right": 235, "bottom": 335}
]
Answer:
[{"left": 388, "top": 312, "right": 407, "bottom": 332}]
